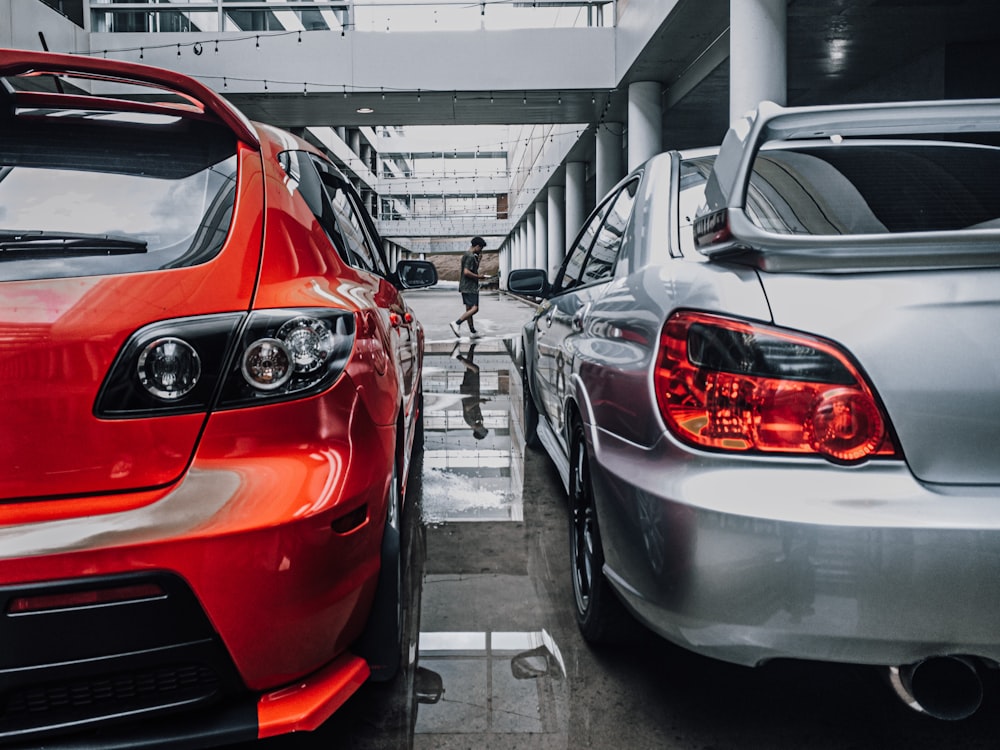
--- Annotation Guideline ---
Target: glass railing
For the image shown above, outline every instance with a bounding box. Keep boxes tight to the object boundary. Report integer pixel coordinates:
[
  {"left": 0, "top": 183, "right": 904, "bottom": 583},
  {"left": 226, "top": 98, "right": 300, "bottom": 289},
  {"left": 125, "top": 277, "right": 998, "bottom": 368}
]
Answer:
[{"left": 87, "top": 0, "right": 614, "bottom": 34}]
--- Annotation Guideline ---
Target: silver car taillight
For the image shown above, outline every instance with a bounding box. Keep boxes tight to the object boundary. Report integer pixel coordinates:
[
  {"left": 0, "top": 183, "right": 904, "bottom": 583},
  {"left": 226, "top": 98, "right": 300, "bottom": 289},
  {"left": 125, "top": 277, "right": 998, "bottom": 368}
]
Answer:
[{"left": 654, "top": 311, "right": 899, "bottom": 464}]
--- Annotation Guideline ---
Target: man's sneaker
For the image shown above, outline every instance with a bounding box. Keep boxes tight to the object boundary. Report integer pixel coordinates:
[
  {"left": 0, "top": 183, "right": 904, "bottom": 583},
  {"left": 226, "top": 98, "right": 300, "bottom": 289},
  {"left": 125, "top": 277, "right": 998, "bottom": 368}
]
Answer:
[
  {"left": 449, "top": 321, "right": 461, "bottom": 337},
  {"left": 469, "top": 329, "right": 481, "bottom": 338}
]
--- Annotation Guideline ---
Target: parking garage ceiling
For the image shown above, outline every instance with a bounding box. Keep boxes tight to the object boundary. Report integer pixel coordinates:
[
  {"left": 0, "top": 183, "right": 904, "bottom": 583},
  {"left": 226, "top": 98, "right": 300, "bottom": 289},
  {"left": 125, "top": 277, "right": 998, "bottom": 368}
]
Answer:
[{"left": 220, "top": 0, "right": 1000, "bottom": 160}]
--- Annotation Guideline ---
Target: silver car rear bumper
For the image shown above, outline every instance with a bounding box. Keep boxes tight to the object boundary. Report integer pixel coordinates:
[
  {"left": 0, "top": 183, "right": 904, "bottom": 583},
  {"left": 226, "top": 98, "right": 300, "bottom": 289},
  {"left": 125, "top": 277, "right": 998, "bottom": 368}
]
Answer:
[{"left": 589, "top": 426, "right": 1000, "bottom": 668}]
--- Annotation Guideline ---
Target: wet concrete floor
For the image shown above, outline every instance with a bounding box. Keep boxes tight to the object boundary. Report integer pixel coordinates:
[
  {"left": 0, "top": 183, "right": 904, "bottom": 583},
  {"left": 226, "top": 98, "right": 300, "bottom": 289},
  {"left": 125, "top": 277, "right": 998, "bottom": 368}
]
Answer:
[{"left": 241, "top": 287, "right": 1000, "bottom": 750}]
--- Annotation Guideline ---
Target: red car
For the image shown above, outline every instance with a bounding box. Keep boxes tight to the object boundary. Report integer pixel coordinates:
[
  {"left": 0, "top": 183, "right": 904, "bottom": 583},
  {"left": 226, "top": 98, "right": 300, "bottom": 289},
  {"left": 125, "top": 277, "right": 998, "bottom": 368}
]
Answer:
[{"left": 0, "top": 49, "right": 436, "bottom": 747}]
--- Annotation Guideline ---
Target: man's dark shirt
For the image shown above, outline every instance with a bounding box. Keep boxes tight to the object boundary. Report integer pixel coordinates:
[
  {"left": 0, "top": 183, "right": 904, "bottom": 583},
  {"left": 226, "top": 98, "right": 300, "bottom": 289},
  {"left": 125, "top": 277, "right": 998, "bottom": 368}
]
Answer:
[{"left": 459, "top": 250, "right": 480, "bottom": 294}]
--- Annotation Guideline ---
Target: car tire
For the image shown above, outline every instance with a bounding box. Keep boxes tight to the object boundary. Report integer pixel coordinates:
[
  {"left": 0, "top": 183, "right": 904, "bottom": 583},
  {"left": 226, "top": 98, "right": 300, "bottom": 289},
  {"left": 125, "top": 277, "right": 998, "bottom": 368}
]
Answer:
[
  {"left": 355, "top": 459, "right": 403, "bottom": 682},
  {"left": 523, "top": 375, "right": 542, "bottom": 450},
  {"left": 568, "top": 419, "right": 629, "bottom": 644}
]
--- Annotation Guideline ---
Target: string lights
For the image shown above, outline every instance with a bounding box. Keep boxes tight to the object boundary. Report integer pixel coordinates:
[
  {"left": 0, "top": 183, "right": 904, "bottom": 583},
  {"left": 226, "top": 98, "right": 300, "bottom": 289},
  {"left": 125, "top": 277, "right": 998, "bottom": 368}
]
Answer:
[
  {"left": 74, "top": 28, "right": 618, "bottom": 116},
  {"left": 69, "top": 14, "right": 613, "bottom": 226}
]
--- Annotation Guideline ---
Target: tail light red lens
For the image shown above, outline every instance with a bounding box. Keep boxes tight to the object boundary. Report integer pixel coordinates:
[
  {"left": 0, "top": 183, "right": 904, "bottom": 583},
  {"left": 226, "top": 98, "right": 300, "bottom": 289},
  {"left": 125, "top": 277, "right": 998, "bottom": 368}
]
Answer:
[
  {"left": 8, "top": 582, "right": 165, "bottom": 614},
  {"left": 654, "top": 312, "right": 898, "bottom": 463}
]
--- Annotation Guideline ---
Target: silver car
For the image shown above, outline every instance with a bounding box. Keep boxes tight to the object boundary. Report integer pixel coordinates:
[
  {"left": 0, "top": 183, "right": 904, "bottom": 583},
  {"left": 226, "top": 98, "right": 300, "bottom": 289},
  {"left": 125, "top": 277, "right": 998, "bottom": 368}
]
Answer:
[{"left": 508, "top": 99, "right": 1000, "bottom": 721}]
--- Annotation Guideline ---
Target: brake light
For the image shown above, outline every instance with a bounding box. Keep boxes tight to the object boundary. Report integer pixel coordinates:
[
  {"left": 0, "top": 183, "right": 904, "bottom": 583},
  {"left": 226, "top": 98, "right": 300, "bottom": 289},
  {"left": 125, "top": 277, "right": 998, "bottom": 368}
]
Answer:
[
  {"left": 8, "top": 583, "right": 165, "bottom": 614},
  {"left": 654, "top": 312, "right": 898, "bottom": 463},
  {"left": 96, "top": 309, "right": 355, "bottom": 417}
]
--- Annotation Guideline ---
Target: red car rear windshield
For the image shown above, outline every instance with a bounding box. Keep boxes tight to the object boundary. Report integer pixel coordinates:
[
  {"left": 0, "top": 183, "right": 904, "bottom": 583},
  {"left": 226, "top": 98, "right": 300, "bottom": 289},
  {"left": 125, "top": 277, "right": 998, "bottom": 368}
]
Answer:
[{"left": 0, "top": 116, "right": 238, "bottom": 281}]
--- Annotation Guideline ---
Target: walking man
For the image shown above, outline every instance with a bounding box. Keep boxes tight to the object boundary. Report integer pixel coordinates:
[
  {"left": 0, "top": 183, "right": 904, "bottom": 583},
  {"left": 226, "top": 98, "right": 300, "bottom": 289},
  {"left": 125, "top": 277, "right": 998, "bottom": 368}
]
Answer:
[{"left": 450, "top": 236, "right": 488, "bottom": 338}]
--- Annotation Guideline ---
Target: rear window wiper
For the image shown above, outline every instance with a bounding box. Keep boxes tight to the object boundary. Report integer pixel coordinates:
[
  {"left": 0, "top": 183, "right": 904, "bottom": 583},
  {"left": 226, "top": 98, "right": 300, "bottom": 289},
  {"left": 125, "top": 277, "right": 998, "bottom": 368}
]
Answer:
[{"left": 0, "top": 231, "right": 148, "bottom": 260}]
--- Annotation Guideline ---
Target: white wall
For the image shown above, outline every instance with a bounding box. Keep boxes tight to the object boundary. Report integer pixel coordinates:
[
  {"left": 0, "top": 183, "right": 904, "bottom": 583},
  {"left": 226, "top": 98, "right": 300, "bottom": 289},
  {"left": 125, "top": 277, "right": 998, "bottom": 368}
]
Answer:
[
  {"left": 2, "top": 0, "right": 88, "bottom": 53},
  {"left": 85, "top": 28, "right": 616, "bottom": 97}
]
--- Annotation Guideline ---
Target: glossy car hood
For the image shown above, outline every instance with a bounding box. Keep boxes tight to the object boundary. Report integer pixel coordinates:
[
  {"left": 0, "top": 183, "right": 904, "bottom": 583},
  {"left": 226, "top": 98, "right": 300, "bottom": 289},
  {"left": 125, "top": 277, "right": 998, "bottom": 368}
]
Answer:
[
  {"left": 758, "top": 267, "right": 1000, "bottom": 486},
  {"left": 1, "top": 264, "right": 256, "bottom": 502}
]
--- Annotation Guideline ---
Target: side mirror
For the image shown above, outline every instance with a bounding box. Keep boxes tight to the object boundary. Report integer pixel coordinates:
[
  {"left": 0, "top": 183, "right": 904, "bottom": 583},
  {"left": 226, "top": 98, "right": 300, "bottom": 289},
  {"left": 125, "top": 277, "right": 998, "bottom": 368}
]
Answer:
[
  {"left": 394, "top": 259, "right": 438, "bottom": 290},
  {"left": 507, "top": 268, "right": 550, "bottom": 298}
]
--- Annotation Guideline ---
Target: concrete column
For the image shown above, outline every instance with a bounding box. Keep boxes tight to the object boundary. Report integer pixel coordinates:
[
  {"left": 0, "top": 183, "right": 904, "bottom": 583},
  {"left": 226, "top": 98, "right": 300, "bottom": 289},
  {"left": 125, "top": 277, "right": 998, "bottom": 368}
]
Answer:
[
  {"left": 565, "top": 161, "right": 586, "bottom": 248},
  {"left": 547, "top": 185, "right": 566, "bottom": 279},
  {"left": 628, "top": 81, "right": 662, "bottom": 171},
  {"left": 517, "top": 220, "right": 535, "bottom": 268},
  {"left": 501, "top": 240, "right": 510, "bottom": 286},
  {"left": 525, "top": 213, "right": 536, "bottom": 272},
  {"left": 730, "top": 0, "right": 787, "bottom": 122},
  {"left": 596, "top": 122, "right": 623, "bottom": 201},
  {"left": 512, "top": 223, "right": 521, "bottom": 270},
  {"left": 534, "top": 198, "right": 548, "bottom": 272}
]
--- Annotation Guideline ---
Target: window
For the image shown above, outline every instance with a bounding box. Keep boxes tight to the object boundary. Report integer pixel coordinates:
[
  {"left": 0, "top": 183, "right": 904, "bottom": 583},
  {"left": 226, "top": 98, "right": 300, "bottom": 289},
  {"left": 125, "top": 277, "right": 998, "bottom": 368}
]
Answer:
[
  {"left": 677, "top": 156, "right": 715, "bottom": 255},
  {"left": 746, "top": 142, "right": 1000, "bottom": 235},
  {"left": 280, "top": 150, "right": 387, "bottom": 276},
  {"left": 580, "top": 179, "right": 637, "bottom": 284},
  {"left": 555, "top": 179, "right": 638, "bottom": 292},
  {"left": 325, "top": 176, "right": 385, "bottom": 275},
  {"left": 0, "top": 118, "right": 238, "bottom": 281},
  {"left": 557, "top": 201, "right": 610, "bottom": 291}
]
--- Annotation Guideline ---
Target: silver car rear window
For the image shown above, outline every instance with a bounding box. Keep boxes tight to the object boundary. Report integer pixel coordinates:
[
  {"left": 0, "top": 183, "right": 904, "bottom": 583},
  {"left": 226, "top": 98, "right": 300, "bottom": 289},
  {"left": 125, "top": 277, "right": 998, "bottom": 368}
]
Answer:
[{"left": 746, "top": 142, "right": 1000, "bottom": 236}]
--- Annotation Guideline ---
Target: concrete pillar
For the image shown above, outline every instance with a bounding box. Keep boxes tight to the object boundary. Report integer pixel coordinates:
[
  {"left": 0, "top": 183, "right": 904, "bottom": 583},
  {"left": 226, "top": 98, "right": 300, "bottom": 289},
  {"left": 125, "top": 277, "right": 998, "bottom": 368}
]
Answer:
[
  {"left": 518, "top": 220, "right": 535, "bottom": 268},
  {"left": 628, "top": 81, "right": 662, "bottom": 171},
  {"left": 596, "top": 122, "right": 623, "bottom": 201},
  {"left": 513, "top": 224, "right": 519, "bottom": 270},
  {"left": 512, "top": 223, "right": 521, "bottom": 270},
  {"left": 730, "top": 0, "right": 787, "bottom": 122},
  {"left": 547, "top": 185, "right": 566, "bottom": 280},
  {"left": 525, "top": 213, "right": 536, "bottom": 272},
  {"left": 534, "top": 198, "right": 548, "bottom": 272},
  {"left": 565, "top": 161, "right": 586, "bottom": 249},
  {"left": 501, "top": 240, "right": 510, "bottom": 286}
]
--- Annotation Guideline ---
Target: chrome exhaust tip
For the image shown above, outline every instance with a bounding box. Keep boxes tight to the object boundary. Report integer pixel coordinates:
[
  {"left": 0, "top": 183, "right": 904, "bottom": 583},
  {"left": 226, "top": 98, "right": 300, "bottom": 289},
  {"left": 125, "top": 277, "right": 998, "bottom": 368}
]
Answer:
[{"left": 887, "top": 656, "right": 984, "bottom": 721}]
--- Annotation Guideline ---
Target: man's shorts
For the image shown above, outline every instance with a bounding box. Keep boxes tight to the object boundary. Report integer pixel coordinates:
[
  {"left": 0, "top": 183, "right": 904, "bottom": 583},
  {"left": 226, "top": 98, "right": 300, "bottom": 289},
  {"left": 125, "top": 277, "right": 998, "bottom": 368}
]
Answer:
[{"left": 462, "top": 292, "right": 479, "bottom": 307}]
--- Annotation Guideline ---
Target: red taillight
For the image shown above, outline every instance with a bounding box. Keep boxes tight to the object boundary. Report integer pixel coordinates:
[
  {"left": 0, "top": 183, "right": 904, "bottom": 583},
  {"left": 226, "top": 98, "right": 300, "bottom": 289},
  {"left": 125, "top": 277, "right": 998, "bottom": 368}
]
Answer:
[
  {"left": 654, "top": 312, "right": 898, "bottom": 463},
  {"left": 7, "top": 583, "right": 165, "bottom": 614}
]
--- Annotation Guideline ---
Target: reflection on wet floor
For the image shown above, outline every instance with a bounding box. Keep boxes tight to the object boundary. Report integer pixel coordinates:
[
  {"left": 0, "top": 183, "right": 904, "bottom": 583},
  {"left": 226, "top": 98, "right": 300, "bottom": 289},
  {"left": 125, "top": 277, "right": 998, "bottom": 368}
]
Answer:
[
  {"left": 413, "top": 331, "right": 569, "bottom": 745},
  {"left": 416, "top": 630, "right": 566, "bottom": 735},
  {"left": 419, "top": 336, "right": 526, "bottom": 524}
]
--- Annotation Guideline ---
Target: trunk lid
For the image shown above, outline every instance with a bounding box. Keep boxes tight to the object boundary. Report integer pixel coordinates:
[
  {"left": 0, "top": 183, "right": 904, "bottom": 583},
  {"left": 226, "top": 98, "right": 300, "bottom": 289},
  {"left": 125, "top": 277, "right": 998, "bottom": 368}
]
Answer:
[
  {"left": 759, "top": 266, "right": 1000, "bottom": 485},
  {"left": 1, "top": 254, "right": 258, "bottom": 501}
]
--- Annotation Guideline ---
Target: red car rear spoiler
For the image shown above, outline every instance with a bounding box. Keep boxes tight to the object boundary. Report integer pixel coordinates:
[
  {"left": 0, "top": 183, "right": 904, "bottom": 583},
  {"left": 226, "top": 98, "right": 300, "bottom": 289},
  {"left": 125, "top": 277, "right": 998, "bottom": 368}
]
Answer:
[{"left": 0, "top": 48, "right": 260, "bottom": 149}]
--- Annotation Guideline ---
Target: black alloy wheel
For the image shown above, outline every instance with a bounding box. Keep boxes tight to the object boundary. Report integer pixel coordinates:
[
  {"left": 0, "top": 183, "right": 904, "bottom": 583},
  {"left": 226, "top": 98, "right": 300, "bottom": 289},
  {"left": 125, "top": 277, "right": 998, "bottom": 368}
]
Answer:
[{"left": 568, "top": 419, "right": 628, "bottom": 644}]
